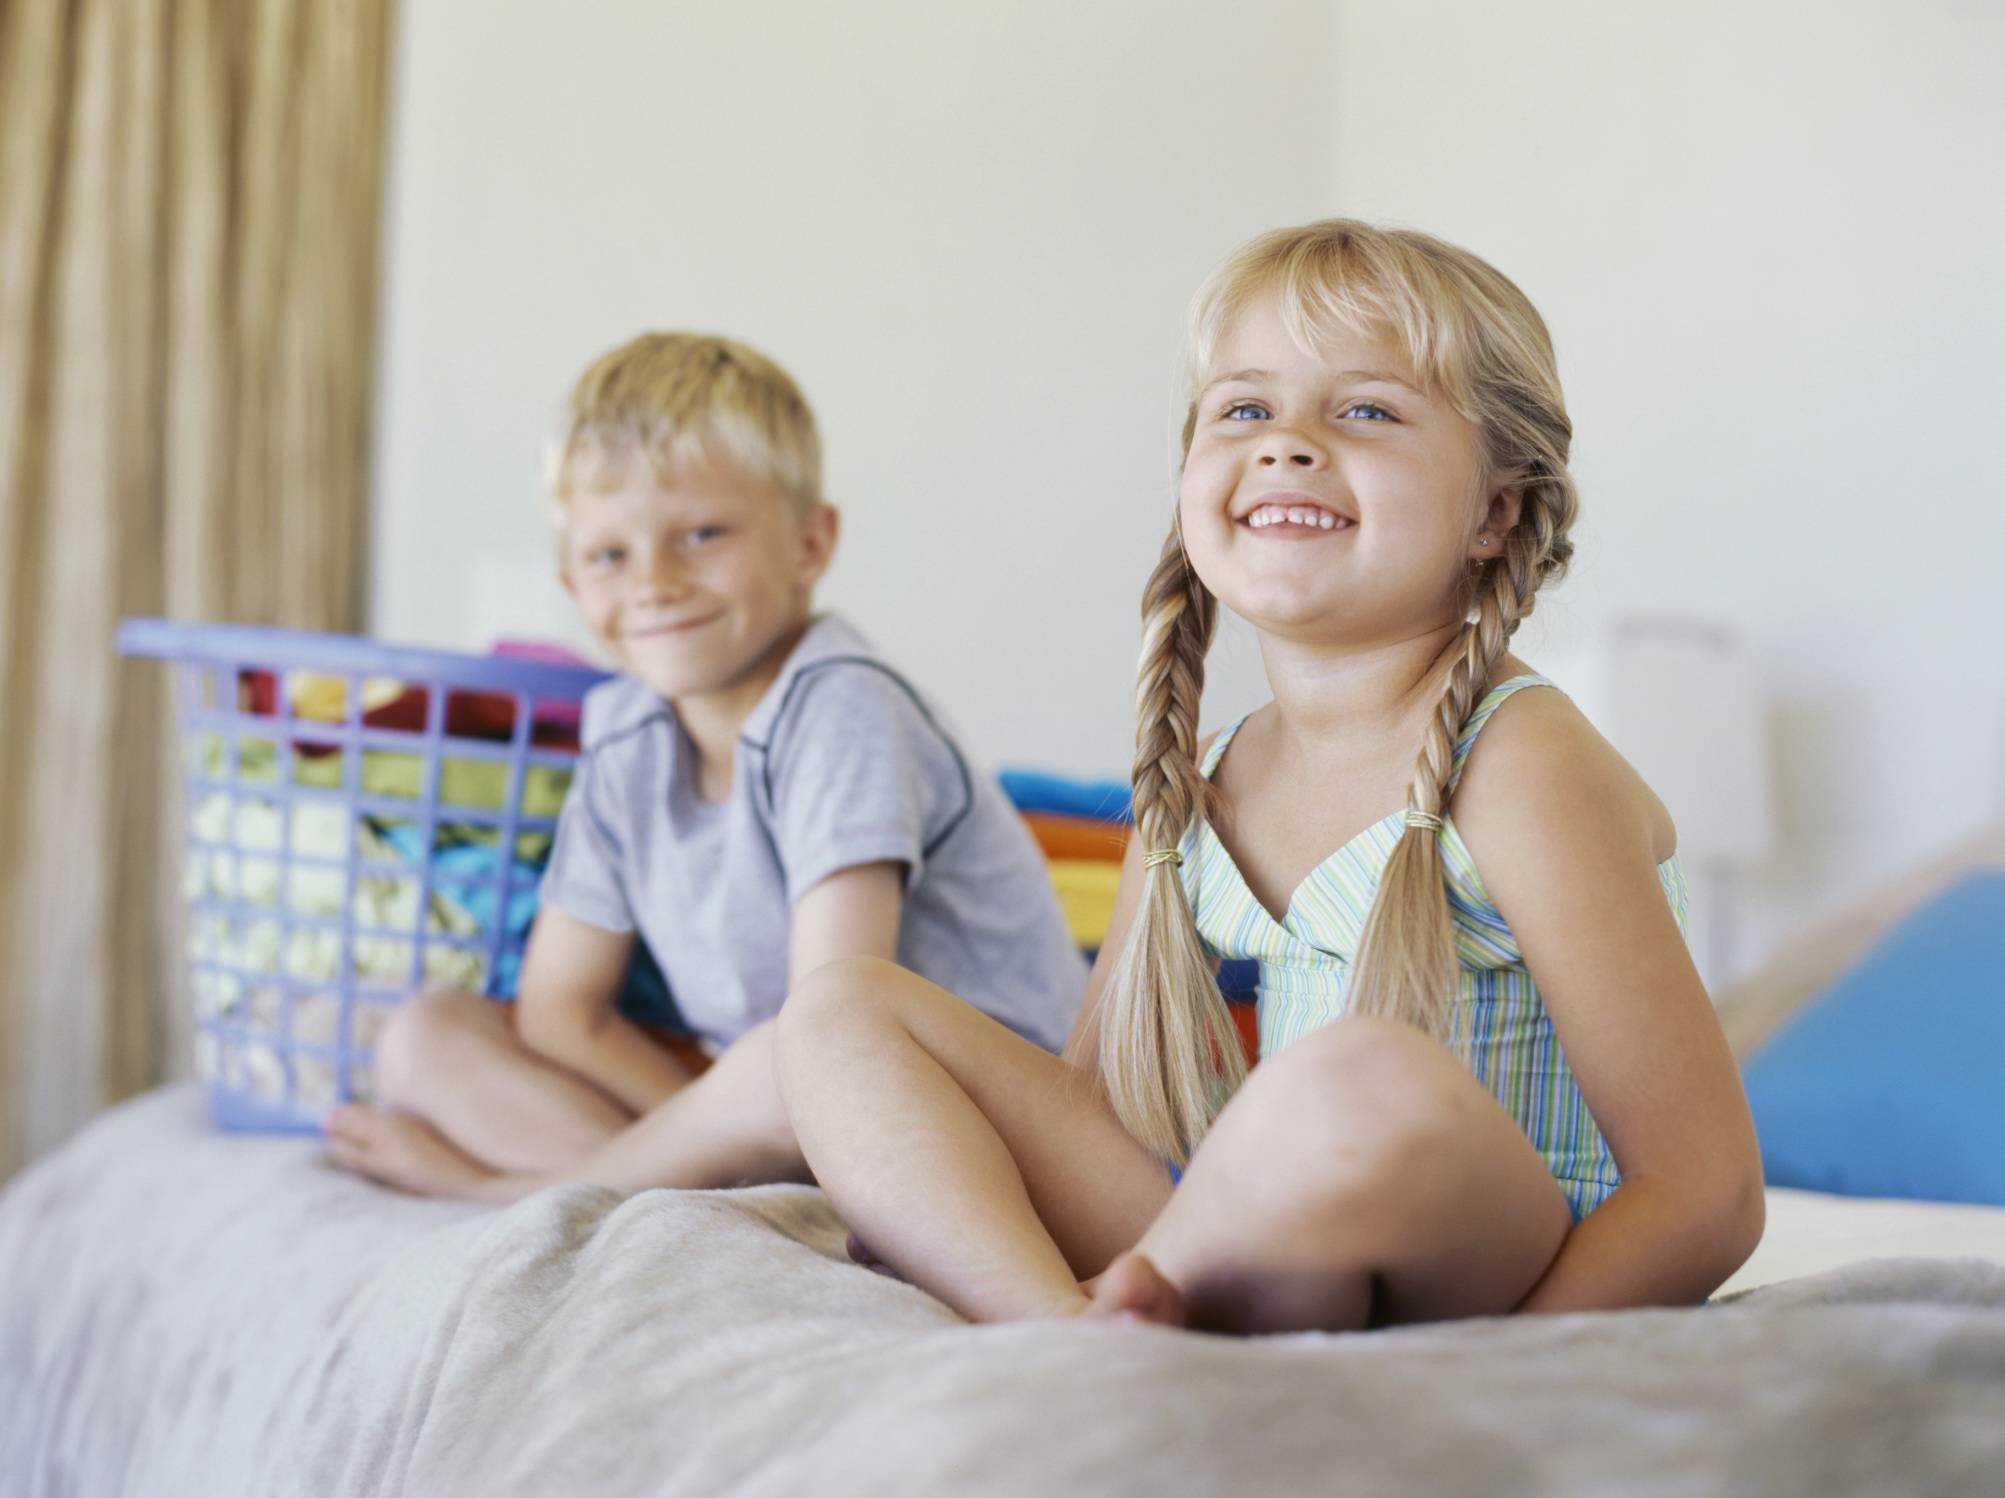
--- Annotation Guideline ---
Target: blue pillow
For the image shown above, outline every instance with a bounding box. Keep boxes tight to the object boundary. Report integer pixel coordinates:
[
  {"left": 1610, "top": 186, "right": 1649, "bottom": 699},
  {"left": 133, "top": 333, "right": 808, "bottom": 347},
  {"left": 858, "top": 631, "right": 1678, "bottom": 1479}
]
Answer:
[{"left": 1741, "top": 872, "right": 2005, "bottom": 1205}]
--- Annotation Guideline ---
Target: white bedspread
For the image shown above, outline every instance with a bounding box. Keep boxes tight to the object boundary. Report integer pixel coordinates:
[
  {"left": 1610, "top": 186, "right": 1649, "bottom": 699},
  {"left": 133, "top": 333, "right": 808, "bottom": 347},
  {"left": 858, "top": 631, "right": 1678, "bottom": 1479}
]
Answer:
[{"left": 4, "top": 1086, "right": 2004, "bottom": 1497}]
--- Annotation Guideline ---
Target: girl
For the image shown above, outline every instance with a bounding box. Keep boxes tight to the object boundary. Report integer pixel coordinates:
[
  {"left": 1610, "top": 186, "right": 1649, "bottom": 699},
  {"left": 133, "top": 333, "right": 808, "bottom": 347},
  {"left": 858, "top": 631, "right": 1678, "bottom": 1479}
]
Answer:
[{"left": 774, "top": 220, "right": 1765, "bottom": 1333}]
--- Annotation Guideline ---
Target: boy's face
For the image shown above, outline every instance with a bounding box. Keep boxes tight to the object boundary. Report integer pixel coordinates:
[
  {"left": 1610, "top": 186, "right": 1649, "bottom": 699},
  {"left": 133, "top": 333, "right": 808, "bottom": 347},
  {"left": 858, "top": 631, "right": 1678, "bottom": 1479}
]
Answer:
[{"left": 559, "top": 453, "right": 837, "bottom": 705}]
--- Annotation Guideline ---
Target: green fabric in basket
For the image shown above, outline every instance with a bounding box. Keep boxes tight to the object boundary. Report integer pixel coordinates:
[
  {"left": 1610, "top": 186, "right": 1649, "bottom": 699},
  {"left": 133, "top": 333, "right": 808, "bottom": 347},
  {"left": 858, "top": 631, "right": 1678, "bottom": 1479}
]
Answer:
[{"left": 205, "top": 733, "right": 571, "bottom": 818}]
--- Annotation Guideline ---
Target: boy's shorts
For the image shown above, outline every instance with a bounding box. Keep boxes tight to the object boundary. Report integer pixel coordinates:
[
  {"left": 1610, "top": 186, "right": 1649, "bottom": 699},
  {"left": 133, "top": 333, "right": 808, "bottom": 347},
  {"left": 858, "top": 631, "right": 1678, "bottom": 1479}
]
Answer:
[
  {"left": 615, "top": 939, "right": 686, "bottom": 1034},
  {"left": 617, "top": 941, "right": 713, "bottom": 1070}
]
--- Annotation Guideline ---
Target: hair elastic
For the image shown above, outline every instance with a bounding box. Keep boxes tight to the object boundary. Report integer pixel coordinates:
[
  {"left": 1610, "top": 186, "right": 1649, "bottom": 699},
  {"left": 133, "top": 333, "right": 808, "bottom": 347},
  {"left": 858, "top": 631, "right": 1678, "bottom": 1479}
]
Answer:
[
  {"left": 1403, "top": 810, "right": 1445, "bottom": 833},
  {"left": 1143, "top": 848, "right": 1184, "bottom": 869}
]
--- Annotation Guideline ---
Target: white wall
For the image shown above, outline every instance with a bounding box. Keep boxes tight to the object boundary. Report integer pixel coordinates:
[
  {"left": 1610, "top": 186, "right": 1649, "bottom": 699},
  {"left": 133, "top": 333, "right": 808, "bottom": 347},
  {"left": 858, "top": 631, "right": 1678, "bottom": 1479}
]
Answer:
[
  {"left": 372, "top": 0, "right": 2005, "bottom": 982},
  {"left": 1323, "top": 0, "right": 2005, "bottom": 977},
  {"left": 369, "top": 0, "right": 1327, "bottom": 777}
]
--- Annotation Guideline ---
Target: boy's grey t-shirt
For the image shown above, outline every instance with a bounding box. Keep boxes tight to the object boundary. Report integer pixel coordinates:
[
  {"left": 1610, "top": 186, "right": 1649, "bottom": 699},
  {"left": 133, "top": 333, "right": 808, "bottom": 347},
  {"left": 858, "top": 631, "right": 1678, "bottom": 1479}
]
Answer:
[{"left": 539, "top": 615, "right": 1086, "bottom": 1051}]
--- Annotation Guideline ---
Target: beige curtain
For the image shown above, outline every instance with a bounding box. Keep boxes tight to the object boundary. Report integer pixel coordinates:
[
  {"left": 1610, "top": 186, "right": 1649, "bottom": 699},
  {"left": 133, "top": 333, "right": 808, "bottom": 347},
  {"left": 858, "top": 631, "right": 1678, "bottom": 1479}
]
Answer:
[{"left": 0, "top": 0, "right": 394, "bottom": 1176}]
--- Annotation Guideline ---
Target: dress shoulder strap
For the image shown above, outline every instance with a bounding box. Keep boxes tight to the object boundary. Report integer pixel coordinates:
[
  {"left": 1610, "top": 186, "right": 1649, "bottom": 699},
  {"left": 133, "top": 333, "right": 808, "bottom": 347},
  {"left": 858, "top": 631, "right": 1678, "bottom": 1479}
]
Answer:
[
  {"left": 1198, "top": 714, "right": 1254, "bottom": 781},
  {"left": 1445, "top": 674, "right": 1560, "bottom": 794}
]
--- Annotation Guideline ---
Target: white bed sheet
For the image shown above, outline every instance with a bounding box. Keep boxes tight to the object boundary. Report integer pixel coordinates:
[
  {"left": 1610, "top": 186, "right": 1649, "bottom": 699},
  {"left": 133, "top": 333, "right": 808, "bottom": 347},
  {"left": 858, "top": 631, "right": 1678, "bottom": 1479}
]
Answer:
[{"left": 1721, "top": 1184, "right": 2005, "bottom": 1296}]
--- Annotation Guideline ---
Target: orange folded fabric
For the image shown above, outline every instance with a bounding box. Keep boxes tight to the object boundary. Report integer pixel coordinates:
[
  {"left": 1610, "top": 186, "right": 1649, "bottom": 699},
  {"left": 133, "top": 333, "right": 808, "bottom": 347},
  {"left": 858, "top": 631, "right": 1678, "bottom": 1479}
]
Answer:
[
  {"left": 1231, "top": 1001, "right": 1259, "bottom": 1067},
  {"left": 1022, "top": 811, "right": 1129, "bottom": 863}
]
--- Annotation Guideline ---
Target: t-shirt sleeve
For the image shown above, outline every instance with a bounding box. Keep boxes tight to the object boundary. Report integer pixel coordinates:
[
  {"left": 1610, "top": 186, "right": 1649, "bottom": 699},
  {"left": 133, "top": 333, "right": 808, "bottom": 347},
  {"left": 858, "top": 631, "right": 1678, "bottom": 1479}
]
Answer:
[
  {"left": 764, "top": 664, "right": 972, "bottom": 907},
  {"left": 537, "top": 749, "right": 636, "bottom": 933}
]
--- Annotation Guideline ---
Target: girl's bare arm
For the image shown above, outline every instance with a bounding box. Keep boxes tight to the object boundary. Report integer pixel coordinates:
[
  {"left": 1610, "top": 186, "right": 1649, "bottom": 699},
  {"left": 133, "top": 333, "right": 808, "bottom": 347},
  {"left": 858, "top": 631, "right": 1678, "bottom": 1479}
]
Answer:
[{"left": 1451, "top": 688, "right": 1765, "bottom": 1312}]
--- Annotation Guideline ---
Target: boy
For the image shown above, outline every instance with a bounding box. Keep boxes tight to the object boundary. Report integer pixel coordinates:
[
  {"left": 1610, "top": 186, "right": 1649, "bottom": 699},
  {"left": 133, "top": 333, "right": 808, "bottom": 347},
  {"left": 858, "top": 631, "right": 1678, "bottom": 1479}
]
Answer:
[{"left": 326, "top": 333, "right": 1084, "bottom": 1199}]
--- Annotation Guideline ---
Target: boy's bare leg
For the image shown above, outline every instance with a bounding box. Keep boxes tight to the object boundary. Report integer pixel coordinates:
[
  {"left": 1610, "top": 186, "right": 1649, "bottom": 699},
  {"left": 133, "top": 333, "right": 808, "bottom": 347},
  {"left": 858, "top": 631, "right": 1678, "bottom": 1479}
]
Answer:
[
  {"left": 328, "top": 1018, "right": 804, "bottom": 1202},
  {"left": 327, "top": 988, "right": 696, "bottom": 1181}
]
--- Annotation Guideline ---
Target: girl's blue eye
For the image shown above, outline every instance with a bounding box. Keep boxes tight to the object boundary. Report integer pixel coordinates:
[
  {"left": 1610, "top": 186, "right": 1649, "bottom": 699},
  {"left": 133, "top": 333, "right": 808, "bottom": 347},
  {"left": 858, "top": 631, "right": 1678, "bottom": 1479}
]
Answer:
[
  {"left": 586, "top": 545, "right": 625, "bottom": 567},
  {"left": 1344, "top": 402, "right": 1394, "bottom": 422},
  {"left": 1221, "top": 401, "right": 1270, "bottom": 421},
  {"left": 686, "top": 525, "right": 727, "bottom": 545}
]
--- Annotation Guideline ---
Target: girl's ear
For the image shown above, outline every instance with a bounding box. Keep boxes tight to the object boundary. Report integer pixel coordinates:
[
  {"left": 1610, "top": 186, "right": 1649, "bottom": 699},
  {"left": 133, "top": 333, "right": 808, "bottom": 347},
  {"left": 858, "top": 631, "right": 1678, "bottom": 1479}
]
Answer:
[{"left": 1472, "top": 483, "right": 1524, "bottom": 555}]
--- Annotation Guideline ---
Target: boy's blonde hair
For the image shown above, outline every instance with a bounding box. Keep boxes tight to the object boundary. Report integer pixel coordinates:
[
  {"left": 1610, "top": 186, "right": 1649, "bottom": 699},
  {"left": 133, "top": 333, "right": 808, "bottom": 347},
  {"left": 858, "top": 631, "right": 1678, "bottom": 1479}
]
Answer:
[
  {"left": 549, "top": 332, "right": 823, "bottom": 518},
  {"left": 1095, "top": 220, "right": 1582, "bottom": 1164}
]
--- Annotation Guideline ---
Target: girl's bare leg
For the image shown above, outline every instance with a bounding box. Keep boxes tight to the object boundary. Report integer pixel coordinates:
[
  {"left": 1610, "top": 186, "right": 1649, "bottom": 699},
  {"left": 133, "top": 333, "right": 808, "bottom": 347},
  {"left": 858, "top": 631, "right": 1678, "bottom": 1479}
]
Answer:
[
  {"left": 1110, "top": 1015, "right": 1576, "bottom": 1334},
  {"left": 539, "top": 1018, "right": 807, "bottom": 1191},
  {"left": 774, "top": 957, "right": 1175, "bottom": 1323}
]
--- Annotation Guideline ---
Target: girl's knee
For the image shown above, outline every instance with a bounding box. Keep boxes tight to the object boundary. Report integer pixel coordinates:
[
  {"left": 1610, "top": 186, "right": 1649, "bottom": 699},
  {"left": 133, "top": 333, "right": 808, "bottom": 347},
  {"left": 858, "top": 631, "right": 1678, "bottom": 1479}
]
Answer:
[
  {"left": 1269, "top": 1016, "right": 1453, "bottom": 1107},
  {"left": 1221, "top": 1018, "right": 1461, "bottom": 1194},
  {"left": 777, "top": 955, "right": 904, "bottom": 1047},
  {"left": 785, "top": 955, "right": 926, "bottom": 1021},
  {"left": 1296, "top": 1014, "right": 1443, "bottom": 1075}
]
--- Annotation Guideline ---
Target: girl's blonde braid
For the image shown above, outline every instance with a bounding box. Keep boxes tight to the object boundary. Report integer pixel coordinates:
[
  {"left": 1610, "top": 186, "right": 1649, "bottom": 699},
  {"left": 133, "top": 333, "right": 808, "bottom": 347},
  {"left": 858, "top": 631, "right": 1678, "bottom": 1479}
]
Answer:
[
  {"left": 1093, "top": 525, "right": 1247, "bottom": 1162},
  {"left": 1348, "top": 479, "right": 1570, "bottom": 1045}
]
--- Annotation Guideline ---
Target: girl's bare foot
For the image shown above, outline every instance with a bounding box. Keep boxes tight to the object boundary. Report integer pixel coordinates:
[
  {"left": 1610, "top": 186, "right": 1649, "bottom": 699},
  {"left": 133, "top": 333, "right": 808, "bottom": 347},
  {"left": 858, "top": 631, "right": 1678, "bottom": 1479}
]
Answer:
[
  {"left": 324, "top": 1103, "right": 497, "bottom": 1200},
  {"left": 845, "top": 1232, "right": 907, "bottom": 1280},
  {"left": 1084, "top": 1250, "right": 1187, "bottom": 1327}
]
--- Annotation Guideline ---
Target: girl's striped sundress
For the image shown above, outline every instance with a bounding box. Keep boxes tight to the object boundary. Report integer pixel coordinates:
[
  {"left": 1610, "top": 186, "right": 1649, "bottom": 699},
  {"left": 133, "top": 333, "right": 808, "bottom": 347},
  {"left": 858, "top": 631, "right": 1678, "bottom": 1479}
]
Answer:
[{"left": 1176, "top": 675, "right": 1690, "bottom": 1222}]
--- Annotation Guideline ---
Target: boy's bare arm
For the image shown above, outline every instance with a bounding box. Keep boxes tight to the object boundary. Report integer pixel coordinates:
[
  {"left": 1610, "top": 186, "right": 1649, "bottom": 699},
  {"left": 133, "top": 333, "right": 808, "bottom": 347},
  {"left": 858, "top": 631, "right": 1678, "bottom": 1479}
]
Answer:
[
  {"left": 788, "top": 861, "right": 906, "bottom": 981},
  {"left": 504, "top": 864, "right": 905, "bottom": 1197},
  {"left": 515, "top": 906, "right": 700, "bottom": 1115},
  {"left": 519, "top": 862, "right": 903, "bottom": 1122}
]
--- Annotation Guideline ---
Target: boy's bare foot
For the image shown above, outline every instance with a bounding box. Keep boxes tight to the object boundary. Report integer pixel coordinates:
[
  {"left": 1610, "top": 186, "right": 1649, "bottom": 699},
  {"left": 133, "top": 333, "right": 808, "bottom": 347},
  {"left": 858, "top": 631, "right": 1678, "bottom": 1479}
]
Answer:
[
  {"left": 324, "top": 1104, "right": 497, "bottom": 1200},
  {"left": 1084, "top": 1250, "right": 1187, "bottom": 1327}
]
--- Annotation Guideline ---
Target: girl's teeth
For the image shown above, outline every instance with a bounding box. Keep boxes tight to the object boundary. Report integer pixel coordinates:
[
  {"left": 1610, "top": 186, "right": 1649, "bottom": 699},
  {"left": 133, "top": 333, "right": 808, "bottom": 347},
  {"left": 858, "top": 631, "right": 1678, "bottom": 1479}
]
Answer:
[{"left": 1248, "top": 506, "right": 1349, "bottom": 529}]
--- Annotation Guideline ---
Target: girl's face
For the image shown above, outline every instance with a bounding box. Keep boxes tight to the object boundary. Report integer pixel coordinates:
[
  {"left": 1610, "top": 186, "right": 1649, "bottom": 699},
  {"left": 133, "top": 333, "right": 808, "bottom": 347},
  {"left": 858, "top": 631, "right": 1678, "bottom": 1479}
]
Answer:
[{"left": 1178, "top": 290, "right": 1508, "bottom": 646}]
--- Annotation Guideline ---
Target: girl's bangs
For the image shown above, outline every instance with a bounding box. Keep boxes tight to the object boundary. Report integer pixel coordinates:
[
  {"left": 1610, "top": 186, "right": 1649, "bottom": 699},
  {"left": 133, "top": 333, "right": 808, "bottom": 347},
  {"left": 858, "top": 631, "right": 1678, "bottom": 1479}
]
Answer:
[{"left": 1191, "top": 233, "right": 1480, "bottom": 413}]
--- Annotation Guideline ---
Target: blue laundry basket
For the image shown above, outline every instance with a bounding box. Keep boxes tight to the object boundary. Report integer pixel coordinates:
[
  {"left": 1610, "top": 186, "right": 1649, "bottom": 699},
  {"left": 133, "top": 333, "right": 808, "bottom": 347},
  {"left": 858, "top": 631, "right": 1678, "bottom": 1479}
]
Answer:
[{"left": 119, "top": 619, "right": 612, "bottom": 1132}]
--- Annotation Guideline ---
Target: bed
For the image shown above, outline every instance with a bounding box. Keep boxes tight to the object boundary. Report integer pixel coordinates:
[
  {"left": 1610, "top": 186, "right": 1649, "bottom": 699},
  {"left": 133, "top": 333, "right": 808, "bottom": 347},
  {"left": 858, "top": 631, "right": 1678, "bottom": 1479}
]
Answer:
[
  {"left": 2, "top": 1082, "right": 2003, "bottom": 1497},
  {"left": 5, "top": 831, "right": 2004, "bottom": 1495}
]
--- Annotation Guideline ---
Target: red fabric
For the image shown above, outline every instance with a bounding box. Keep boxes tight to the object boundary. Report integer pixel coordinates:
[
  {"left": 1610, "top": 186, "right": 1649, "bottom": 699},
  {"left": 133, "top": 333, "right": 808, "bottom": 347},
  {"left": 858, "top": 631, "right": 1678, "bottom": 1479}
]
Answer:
[
  {"left": 234, "top": 669, "right": 583, "bottom": 754},
  {"left": 491, "top": 640, "right": 590, "bottom": 744},
  {"left": 1231, "top": 1000, "right": 1260, "bottom": 1067},
  {"left": 240, "top": 669, "right": 279, "bottom": 716},
  {"left": 360, "top": 688, "right": 512, "bottom": 740}
]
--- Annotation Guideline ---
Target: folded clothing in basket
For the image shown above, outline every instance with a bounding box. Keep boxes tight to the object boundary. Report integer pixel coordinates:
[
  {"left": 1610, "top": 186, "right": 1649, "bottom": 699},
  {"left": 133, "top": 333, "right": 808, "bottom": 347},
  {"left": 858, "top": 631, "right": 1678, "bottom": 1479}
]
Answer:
[
  {"left": 244, "top": 639, "right": 595, "bottom": 752},
  {"left": 186, "top": 737, "right": 675, "bottom": 1020}
]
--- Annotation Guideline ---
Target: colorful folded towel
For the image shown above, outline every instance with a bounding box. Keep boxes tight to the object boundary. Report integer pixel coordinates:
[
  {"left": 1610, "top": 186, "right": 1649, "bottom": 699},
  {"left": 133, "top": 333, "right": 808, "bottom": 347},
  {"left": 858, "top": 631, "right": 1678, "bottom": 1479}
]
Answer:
[
  {"left": 1048, "top": 858, "right": 1121, "bottom": 949},
  {"left": 1022, "top": 812, "right": 1129, "bottom": 863},
  {"left": 998, "top": 770, "right": 1132, "bottom": 824}
]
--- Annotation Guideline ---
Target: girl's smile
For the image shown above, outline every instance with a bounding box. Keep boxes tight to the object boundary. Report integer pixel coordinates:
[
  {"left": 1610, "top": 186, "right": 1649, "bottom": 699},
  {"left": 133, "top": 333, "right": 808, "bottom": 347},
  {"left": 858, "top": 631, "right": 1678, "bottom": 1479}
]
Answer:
[{"left": 1240, "top": 491, "right": 1358, "bottom": 533}]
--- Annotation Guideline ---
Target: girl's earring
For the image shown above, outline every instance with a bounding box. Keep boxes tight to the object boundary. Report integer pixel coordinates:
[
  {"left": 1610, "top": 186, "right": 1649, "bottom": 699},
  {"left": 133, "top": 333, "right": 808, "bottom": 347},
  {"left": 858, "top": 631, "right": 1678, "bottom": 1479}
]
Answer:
[{"left": 1478, "top": 539, "right": 1491, "bottom": 547}]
